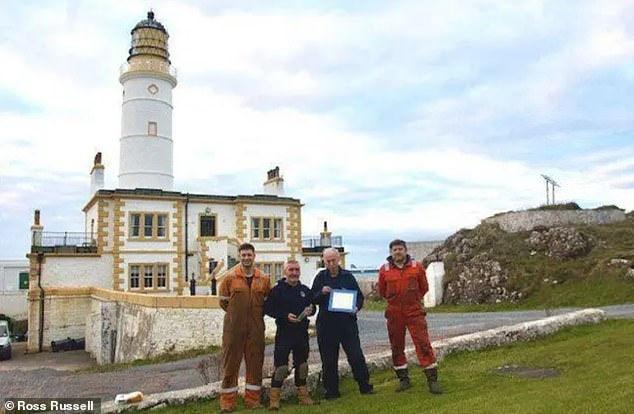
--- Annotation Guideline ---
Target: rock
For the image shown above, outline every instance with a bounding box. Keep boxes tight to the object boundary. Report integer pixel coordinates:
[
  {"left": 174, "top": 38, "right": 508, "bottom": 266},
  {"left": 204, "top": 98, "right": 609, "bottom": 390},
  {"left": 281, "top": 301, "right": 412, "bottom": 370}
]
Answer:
[
  {"left": 627, "top": 268, "right": 634, "bottom": 278},
  {"left": 526, "top": 226, "right": 592, "bottom": 260},
  {"left": 609, "top": 258, "right": 630, "bottom": 266}
]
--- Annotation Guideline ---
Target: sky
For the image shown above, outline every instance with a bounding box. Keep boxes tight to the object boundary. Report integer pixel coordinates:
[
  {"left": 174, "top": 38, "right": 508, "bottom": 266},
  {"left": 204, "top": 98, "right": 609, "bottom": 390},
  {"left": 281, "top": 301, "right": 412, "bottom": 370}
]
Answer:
[{"left": 1, "top": 0, "right": 633, "bottom": 266}]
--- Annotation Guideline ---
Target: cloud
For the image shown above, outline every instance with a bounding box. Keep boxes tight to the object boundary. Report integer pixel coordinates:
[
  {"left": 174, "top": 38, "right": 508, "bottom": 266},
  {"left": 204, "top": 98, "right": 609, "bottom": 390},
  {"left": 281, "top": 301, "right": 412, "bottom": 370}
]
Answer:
[{"left": 0, "top": 0, "right": 633, "bottom": 265}]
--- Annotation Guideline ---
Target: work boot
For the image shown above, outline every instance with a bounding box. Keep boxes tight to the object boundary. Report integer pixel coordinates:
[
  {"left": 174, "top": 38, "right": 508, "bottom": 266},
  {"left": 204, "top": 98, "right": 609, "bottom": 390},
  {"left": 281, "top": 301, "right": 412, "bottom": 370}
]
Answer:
[
  {"left": 395, "top": 368, "right": 412, "bottom": 392},
  {"left": 297, "top": 386, "right": 314, "bottom": 405},
  {"left": 219, "top": 391, "right": 237, "bottom": 413},
  {"left": 244, "top": 389, "right": 263, "bottom": 409},
  {"left": 359, "top": 383, "right": 375, "bottom": 395},
  {"left": 268, "top": 387, "right": 281, "bottom": 411},
  {"left": 424, "top": 367, "right": 443, "bottom": 395}
]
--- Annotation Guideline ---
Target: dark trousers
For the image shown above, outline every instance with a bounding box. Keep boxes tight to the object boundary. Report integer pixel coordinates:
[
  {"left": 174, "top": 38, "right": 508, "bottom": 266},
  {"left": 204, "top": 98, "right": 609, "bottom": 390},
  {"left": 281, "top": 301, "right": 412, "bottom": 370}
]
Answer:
[
  {"left": 317, "top": 318, "right": 370, "bottom": 397},
  {"left": 272, "top": 329, "right": 310, "bottom": 387}
]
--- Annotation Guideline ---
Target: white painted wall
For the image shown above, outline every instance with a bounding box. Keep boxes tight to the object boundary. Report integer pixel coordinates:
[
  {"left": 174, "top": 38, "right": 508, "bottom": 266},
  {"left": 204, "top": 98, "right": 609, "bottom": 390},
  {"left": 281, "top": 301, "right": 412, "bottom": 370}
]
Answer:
[
  {"left": 300, "top": 258, "right": 322, "bottom": 287},
  {"left": 41, "top": 256, "right": 112, "bottom": 289},
  {"left": 186, "top": 202, "right": 236, "bottom": 249},
  {"left": 119, "top": 75, "right": 174, "bottom": 190},
  {"left": 424, "top": 261, "right": 445, "bottom": 308},
  {"left": 0, "top": 260, "right": 29, "bottom": 319}
]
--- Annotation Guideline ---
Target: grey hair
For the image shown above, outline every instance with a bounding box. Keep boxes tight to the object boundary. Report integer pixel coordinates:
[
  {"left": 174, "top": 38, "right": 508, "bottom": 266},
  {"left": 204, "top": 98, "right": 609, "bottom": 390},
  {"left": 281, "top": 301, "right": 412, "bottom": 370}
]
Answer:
[{"left": 322, "top": 247, "right": 340, "bottom": 258}]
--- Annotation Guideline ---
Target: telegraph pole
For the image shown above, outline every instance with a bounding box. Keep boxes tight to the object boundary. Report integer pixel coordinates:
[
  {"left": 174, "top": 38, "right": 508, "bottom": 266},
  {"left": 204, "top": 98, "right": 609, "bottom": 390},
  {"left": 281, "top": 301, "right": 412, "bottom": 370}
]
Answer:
[{"left": 541, "top": 174, "right": 560, "bottom": 205}]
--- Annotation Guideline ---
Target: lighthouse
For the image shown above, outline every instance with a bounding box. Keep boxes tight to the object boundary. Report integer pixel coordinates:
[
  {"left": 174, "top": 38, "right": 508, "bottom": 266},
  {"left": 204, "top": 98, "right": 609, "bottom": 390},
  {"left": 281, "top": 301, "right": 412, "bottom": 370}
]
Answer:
[{"left": 118, "top": 11, "right": 177, "bottom": 190}]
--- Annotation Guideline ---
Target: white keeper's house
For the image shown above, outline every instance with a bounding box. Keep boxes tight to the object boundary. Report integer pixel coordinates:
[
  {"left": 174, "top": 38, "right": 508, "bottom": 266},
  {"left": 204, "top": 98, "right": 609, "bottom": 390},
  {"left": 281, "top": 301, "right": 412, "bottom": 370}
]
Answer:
[{"left": 25, "top": 11, "right": 344, "bottom": 360}]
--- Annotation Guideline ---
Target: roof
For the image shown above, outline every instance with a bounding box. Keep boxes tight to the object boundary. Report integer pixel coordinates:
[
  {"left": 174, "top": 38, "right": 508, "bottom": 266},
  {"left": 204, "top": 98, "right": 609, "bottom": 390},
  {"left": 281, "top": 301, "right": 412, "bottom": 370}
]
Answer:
[
  {"left": 84, "top": 188, "right": 302, "bottom": 211},
  {"left": 132, "top": 11, "right": 167, "bottom": 35}
]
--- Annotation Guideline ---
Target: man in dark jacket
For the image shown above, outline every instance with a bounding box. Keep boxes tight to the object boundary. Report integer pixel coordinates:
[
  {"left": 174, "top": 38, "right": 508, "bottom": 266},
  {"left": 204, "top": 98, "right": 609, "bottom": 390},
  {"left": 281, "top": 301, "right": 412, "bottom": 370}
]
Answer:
[
  {"left": 264, "top": 260, "right": 315, "bottom": 410},
  {"left": 310, "top": 248, "right": 373, "bottom": 400}
]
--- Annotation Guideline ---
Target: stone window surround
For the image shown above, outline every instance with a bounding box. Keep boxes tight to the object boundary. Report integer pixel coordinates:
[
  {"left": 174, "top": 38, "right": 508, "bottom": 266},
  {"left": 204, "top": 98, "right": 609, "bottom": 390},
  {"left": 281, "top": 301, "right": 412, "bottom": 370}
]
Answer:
[
  {"left": 251, "top": 217, "right": 284, "bottom": 242},
  {"left": 128, "top": 211, "right": 170, "bottom": 241},
  {"left": 255, "top": 261, "right": 284, "bottom": 281},
  {"left": 198, "top": 213, "right": 218, "bottom": 238},
  {"left": 128, "top": 262, "right": 170, "bottom": 292}
]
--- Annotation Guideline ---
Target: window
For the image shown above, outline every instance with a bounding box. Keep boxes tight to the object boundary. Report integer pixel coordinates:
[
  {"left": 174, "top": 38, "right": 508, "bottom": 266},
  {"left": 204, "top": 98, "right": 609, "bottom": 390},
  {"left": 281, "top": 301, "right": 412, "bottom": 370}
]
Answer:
[
  {"left": 256, "top": 261, "right": 284, "bottom": 282},
  {"left": 19, "top": 272, "right": 29, "bottom": 290},
  {"left": 128, "top": 263, "right": 170, "bottom": 291},
  {"left": 157, "top": 264, "right": 167, "bottom": 288},
  {"left": 273, "top": 218, "right": 283, "bottom": 239},
  {"left": 144, "top": 214, "right": 154, "bottom": 237},
  {"left": 157, "top": 215, "right": 167, "bottom": 238},
  {"left": 148, "top": 121, "right": 157, "bottom": 136},
  {"left": 130, "top": 265, "right": 140, "bottom": 289},
  {"left": 129, "top": 212, "right": 169, "bottom": 240},
  {"left": 130, "top": 214, "right": 141, "bottom": 237},
  {"left": 144, "top": 266, "right": 153, "bottom": 288},
  {"left": 262, "top": 218, "right": 271, "bottom": 239},
  {"left": 200, "top": 215, "right": 217, "bottom": 237},
  {"left": 251, "top": 217, "right": 260, "bottom": 239},
  {"left": 251, "top": 217, "right": 284, "bottom": 241},
  {"left": 274, "top": 263, "right": 283, "bottom": 281}
]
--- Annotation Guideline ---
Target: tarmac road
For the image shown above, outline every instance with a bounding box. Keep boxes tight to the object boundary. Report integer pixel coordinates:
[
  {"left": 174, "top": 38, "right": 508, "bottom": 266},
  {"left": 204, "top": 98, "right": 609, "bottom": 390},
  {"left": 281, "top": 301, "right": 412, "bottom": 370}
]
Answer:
[{"left": 1, "top": 304, "right": 632, "bottom": 401}]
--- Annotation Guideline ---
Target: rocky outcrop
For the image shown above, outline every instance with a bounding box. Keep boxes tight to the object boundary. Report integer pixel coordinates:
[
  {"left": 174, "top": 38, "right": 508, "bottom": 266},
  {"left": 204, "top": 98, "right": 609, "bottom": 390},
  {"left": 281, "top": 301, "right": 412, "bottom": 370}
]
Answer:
[
  {"left": 424, "top": 225, "right": 521, "bottom": 305},
  {"left": 443, "top": 253, "right": 520, "bottom": 304},
  {"left": 526, "top": 226, "right": 592, "bottom": 260}
]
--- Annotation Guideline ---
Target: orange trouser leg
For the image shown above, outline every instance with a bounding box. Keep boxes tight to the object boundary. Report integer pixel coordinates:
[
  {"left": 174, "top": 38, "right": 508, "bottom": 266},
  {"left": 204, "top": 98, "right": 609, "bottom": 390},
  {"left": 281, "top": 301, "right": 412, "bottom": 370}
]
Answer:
[
  {"left": 406, "top": 314, "right": 436, "bottom": 368},
  {"left": 244, "top": 332, "right": 265, "bottom": 408},
  {"left": 221, "top": 335, "right": 244, "bottom": 411},
  {"left": 386, "top": 310, "right": 408, "bottom": 368}
]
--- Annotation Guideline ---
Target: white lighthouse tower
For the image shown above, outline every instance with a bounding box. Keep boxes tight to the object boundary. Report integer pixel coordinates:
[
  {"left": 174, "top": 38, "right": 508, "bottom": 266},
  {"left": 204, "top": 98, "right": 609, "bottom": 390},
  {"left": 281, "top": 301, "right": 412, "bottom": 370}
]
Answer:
[{"left": 118, "top": 11, "right": 177, "bottom": 190}]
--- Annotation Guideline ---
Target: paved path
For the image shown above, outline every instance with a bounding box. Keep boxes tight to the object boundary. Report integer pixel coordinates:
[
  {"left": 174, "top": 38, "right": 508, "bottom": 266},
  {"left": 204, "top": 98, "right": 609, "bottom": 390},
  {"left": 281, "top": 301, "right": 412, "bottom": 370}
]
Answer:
[{"left": 1, "top": 304, "right": 632, "bottom": 400}]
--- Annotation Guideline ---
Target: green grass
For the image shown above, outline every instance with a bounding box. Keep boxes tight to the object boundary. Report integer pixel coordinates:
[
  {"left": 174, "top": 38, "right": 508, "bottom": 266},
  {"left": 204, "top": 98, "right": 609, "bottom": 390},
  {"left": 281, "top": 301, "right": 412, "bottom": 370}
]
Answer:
[
  {"left": 440, "top": 215, "right": 634, "bottom": 308},
  {"left": 152, "top": 319, "right": 634, "bottom": 413},
  {"left": 77, "top": 345, "right": 220, "bottom": 373}
]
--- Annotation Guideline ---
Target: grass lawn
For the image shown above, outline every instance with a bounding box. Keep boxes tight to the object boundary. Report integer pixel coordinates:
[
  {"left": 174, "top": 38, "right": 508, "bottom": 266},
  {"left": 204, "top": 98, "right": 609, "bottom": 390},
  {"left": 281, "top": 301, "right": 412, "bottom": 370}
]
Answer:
[{"left": 152, "top": 319, "right": 634, "bottom": 413}]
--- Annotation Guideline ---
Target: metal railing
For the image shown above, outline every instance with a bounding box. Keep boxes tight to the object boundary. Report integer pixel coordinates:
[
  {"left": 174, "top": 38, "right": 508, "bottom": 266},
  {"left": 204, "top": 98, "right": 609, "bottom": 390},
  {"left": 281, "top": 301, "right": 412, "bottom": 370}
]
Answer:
[
  {"left": 301, "top": 235, "right": 343, "bottom": 248},
  {"left": 33, "top": 232, "right": 96, "bottom": 247}
]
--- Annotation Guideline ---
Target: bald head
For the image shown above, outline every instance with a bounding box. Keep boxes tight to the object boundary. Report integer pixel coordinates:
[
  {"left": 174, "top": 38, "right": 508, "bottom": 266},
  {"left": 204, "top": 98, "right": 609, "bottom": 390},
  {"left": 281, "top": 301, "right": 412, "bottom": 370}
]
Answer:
[{"left": 323, "top": 248, "right": 341, "bottom": 275}]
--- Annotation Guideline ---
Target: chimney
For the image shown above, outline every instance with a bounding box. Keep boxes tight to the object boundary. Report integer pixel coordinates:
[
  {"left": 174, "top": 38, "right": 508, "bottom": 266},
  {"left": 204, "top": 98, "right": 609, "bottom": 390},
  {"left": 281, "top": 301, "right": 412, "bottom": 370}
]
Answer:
[
  {"left": 320, "top": 221, "right": 332, "bottom": 247},
  {"left": 90, "top": 152, "right": 105, "bottom": 195},
  {"left": 263, "top": 166, "right": 284, "bottom": 196},
  {"left": 31, "top": 209, "right": 44, "bottom": 247}
]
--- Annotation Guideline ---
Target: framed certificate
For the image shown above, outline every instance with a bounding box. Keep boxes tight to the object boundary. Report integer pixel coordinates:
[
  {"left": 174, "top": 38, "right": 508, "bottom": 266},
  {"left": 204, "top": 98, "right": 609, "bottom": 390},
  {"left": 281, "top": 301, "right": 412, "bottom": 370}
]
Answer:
[{"left": 328, "top": 289, "right": 357, "bottom": 313}]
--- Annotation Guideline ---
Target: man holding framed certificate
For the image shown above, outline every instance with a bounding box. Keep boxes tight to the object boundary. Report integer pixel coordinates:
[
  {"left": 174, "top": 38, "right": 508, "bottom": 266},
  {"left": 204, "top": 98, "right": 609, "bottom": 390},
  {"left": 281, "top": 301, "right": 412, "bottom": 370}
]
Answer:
[{"left": 311, "top": 248, "right": 373, "bottom": 400}]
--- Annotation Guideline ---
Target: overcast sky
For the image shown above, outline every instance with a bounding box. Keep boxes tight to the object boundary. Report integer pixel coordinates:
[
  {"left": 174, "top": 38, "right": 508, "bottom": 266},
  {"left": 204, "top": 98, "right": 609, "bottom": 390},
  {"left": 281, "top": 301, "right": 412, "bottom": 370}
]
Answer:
[{"left": 1, "top": 0, "right": 633, "bottom": 266}]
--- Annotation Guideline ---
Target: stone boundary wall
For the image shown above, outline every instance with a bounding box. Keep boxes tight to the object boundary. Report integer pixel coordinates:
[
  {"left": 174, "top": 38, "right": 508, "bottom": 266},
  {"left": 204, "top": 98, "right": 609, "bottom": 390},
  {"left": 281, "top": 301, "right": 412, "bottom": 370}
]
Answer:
[
  {"left": 27, "top": 286, "right": 278, "bottom": 359},
  {"left": 102, "top": 308, "right": 605, "bottom": 412},
  {"left": 86, "top": 288, "right": 276, "bottom": 364},
  {"left": 482, "top": 209, "right": 625, "bottom": 232},
  {"left": 408, "top": 240, "right": 444, "bottom": 261},
  {"left": 27, "top": 287, "right": 93, "bottom": 352}
]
